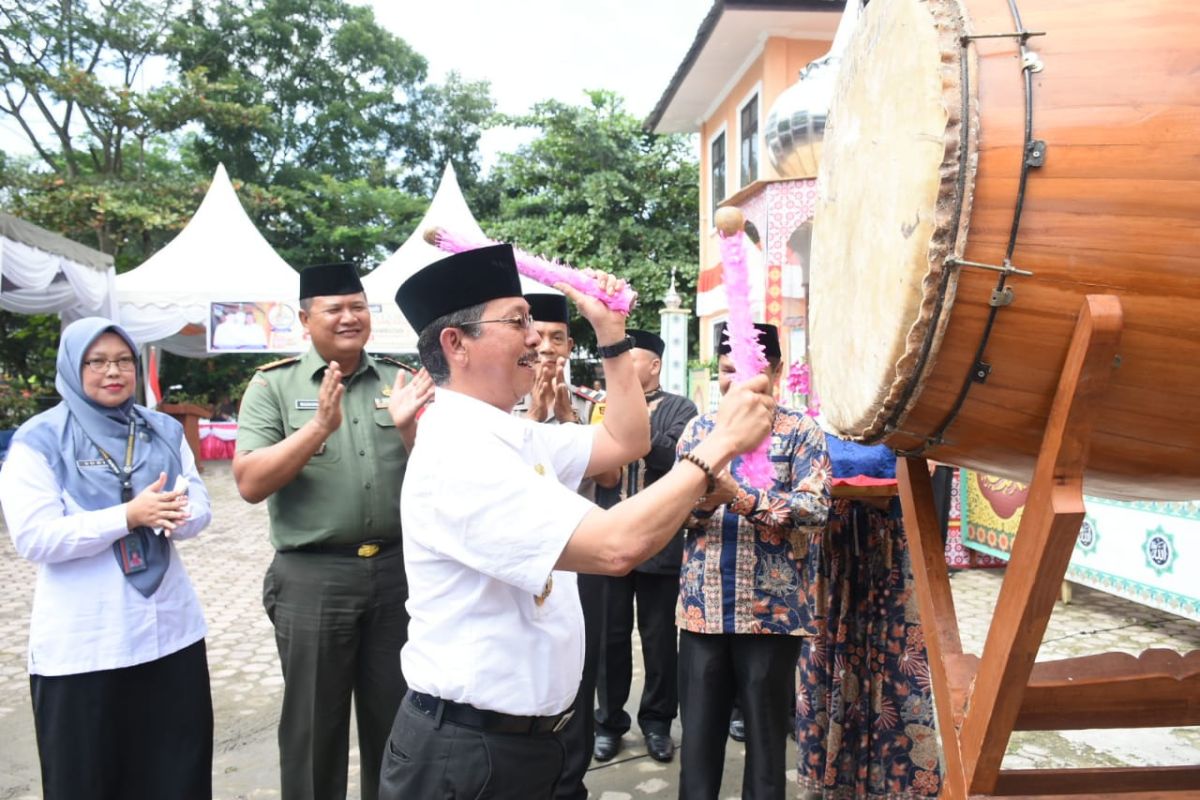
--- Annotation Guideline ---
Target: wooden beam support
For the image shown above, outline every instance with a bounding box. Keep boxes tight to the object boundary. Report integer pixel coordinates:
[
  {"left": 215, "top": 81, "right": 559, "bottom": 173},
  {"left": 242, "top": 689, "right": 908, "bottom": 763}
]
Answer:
[{"left": 960, "top": 295, "right": 1124, "bottom": 793}]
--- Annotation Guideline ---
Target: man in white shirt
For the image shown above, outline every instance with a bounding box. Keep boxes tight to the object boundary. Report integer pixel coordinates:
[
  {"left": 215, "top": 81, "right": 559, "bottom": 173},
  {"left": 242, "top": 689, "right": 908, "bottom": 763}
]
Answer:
[{"left": 383, "top": 243, "right": 775, "bottom": 798}]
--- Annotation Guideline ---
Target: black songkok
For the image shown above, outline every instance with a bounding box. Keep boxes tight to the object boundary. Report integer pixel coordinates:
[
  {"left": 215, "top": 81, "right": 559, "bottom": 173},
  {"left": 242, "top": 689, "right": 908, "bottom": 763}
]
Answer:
[
  {"left": 298, "top": 262, "right": 364, "bottom": 300},
  {"left": 628, "top": 329, "right": 665, "bottom": 357},
  {"left": 715, "top": 322, "right": 782, "bottom": 360},
  {"left": 526, "top": 292, "right": 570, "bottom": 325},
  {"left": 396, "top": 244, "right": 523, "bottom": 333}
]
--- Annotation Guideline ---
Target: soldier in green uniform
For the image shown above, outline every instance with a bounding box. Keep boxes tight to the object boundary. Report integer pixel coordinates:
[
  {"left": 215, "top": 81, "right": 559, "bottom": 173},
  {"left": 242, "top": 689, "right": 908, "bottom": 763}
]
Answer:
[{"left": 233, "top": 262, "right": 432, "bottom": 800}]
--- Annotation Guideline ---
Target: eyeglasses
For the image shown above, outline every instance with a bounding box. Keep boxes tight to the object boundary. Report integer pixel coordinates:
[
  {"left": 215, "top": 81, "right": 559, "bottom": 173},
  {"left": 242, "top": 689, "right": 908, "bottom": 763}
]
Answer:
[
  {"left": 473, "top": 313, "right": 534, "bottom": 331},
  {"left": 83, "top": 356, "right": 137, "bottom": 373}
]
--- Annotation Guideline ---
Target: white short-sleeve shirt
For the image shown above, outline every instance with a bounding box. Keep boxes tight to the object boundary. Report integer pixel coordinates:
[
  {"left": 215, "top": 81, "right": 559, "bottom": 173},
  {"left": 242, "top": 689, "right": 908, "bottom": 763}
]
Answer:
[{"left": 400, "top": 388, "right": 596, "bottom": 716}]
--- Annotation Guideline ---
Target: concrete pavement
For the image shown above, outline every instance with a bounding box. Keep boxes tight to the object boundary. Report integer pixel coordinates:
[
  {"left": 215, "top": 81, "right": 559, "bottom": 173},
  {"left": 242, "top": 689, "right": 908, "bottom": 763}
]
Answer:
[{"left": 1, "top": 460, "right": 1197, "bottom": 799}]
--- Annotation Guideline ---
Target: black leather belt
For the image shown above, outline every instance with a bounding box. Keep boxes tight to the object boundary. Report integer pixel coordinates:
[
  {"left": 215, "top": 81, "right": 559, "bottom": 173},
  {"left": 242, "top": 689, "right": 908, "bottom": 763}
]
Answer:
[
  {"left": 407, "top": 690, "right": 574, "bottom": 735},
  {"left": 287, "top": 539, "right": 397, "bottom": 558}
]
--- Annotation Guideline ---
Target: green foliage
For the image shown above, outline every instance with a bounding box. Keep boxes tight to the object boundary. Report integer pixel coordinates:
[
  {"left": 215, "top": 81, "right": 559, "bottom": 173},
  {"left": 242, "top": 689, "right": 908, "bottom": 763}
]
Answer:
[
  {"left": 480, "top": 90, "right": 699, "bottom": 371},
  {"left": 0, "top": 311, "right": 60, "bottom": 426},
  {"left": 158, "top": 350, "right": 272, "bottom": 411},
  {"left": 255, "top": 174, "right": 428, "bottom": 268}
]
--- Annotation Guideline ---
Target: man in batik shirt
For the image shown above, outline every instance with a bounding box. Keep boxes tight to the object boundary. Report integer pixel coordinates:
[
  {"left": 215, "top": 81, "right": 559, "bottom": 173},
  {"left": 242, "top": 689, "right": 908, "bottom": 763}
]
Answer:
[{"left": 675, "top": 322, "right": 831, "bottom": 800}]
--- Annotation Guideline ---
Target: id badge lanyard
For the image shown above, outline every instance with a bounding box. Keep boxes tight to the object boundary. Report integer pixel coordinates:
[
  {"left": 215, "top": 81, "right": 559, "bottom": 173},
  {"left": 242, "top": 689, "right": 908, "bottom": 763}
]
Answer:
[{"left": 92, "top": 419, "right": 147, "bottom": 574}]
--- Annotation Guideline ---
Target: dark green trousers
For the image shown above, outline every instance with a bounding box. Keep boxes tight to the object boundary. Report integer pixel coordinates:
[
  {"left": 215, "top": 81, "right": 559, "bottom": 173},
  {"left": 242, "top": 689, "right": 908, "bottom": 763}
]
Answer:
[{"left": 264, "top": 545, "right": 408, "bottom": 800}]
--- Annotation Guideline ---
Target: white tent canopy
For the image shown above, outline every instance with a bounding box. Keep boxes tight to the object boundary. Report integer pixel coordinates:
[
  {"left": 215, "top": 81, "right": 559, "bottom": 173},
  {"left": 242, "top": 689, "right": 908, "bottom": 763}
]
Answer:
[
  {"left": 362, "top": 163, "right": 559, "bottom": 353},
  {"left": 0, "top": 212, "right": 117, "bottom": 322},
  {"left": 116, "top": 164, "right": 298, "bottom": 356}
]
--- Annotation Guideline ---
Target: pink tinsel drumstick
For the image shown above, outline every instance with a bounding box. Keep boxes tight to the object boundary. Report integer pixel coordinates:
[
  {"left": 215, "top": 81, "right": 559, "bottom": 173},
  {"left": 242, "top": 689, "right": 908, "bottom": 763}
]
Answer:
[
  {"left": 715, "top": 208, "right": 774, "bottom": 489},
  {"left": 424, "top": 227, "right": 637, "bottom": 315}
]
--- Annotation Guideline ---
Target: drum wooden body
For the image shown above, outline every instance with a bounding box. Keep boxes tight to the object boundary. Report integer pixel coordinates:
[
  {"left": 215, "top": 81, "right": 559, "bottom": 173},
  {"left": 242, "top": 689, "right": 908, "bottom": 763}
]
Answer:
[{"left": 809, "top": 0, "right": 1200, "bottom": 500}]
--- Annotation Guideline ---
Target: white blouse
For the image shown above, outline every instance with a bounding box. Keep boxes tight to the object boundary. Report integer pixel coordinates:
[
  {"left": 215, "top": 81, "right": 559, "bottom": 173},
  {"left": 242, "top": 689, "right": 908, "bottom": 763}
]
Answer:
[{"left": 0, "top": 439, "right": 212, "bottom": 676}]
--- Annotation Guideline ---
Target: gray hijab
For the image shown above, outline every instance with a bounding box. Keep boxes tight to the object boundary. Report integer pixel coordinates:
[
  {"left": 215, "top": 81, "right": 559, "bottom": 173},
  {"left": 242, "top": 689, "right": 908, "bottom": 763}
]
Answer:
[{"left": 14, "top": 318, "right": 183, "bottom": 596}]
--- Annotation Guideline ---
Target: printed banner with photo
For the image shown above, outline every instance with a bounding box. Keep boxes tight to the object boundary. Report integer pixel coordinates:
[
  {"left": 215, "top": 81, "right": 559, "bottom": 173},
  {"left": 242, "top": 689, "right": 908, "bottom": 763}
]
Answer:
[
  {"left": 208, "top": 302, "right": 308, "bottom": 353},
  {"left": 961, "top": 468, "right": 1200, "bottom": 621},
  {"left": 207, "top": 301, "right": 418, "bottom": 354}
]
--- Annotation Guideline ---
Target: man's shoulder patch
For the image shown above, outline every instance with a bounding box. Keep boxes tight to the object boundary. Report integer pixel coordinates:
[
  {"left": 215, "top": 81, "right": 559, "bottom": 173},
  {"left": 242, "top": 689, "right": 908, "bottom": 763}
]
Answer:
[
  {"left": 375, "top": 355, "right": 416, "bottom": 374},
  {"left": 256, "top": 356, "right": 300, "bottom": 373}
]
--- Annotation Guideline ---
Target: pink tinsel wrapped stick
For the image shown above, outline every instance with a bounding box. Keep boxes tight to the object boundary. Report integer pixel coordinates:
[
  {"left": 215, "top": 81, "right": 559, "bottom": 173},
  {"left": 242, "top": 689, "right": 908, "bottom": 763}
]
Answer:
[
  {"left": 424, "top": 227, "right": 637, "bottom": 315},
  {"left": 716, "top": 223, "right": 774, "bottom": 490}
]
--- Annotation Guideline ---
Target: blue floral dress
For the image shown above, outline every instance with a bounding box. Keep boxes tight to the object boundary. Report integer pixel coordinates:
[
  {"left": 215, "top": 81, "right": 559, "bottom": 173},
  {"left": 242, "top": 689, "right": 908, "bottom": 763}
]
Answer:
[{"left": 795, "top": 439, "right": 942, "bottom": 798}]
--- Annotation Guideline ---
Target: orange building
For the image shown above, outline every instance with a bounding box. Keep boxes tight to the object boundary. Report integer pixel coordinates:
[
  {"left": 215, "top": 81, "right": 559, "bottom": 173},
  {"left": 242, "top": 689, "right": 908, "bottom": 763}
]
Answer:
[{"left": 647, "top": 1, "right": 844, "bottom": 408}]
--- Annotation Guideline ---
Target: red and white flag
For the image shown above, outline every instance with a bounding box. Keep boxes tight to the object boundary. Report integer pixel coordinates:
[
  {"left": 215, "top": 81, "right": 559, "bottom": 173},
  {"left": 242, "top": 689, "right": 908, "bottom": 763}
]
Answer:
[{"left": 143, "top": 345, "right": 162, "bottom": 410}]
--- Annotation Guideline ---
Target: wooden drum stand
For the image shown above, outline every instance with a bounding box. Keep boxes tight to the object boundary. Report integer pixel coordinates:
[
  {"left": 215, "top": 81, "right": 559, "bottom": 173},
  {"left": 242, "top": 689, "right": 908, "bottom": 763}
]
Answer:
[{"left": 897, "top": 295, "right": 1200, "bottom": 798}]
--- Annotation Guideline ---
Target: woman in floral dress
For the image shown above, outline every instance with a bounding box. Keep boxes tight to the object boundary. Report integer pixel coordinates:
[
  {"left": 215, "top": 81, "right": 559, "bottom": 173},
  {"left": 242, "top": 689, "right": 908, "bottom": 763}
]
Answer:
[{"left": 795, "top": 437, "right": 942, "bottom": 799}]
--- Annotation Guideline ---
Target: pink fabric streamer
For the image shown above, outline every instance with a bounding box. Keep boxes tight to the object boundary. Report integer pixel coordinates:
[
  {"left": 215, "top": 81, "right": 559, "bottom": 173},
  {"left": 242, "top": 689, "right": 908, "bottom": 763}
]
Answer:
[
  {"left": 786, "top": 360, "right": 821, "bottom": 418},
  {"left": 717, "top": 229, "right": 774, "bottom": 489},
  {"left": 425, "top": 227, "right": 637, "bottom": 315}
]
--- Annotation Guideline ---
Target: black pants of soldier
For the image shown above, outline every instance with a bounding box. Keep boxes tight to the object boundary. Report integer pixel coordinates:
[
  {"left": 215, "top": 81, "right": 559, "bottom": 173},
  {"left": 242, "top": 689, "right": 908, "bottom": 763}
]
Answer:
[
  {"left": 595, "top": 570, "right": 678, "bottom": 739},
  {"left": 264, "top": 546, "right": 409, "bottom": 800},
  {"left": 30, "top": 639, "right": 212, "bottom": 800},
  {"left": 379, "top": 699, "right": 565, "bottom": 799},
  {"left": 677, "top": 631, "right": 804, "bottom": 800},
  {"left": 555, "top": 573, "right": 605, "bottom": 799}
]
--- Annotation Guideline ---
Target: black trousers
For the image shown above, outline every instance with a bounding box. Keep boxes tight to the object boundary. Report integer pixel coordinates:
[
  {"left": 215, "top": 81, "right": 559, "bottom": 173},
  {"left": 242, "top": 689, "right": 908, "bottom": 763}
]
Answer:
[
  {"left": 554, "top": 572, "right": 604, "bottom": 799},
  {"left": 264, "top": 546, "right": 409, "bottom": 800},
  {"left": 30, "top": 638, "right": 212, "bottom": 800},
  {"left": 595, "top": 570, "right": 678, "bottom": 737},
  {"left": 678, "top": 631, "right": 804, "bottom": 800},
  {"left": 379, "top": 697, "right": 565, "bottom": 799}
]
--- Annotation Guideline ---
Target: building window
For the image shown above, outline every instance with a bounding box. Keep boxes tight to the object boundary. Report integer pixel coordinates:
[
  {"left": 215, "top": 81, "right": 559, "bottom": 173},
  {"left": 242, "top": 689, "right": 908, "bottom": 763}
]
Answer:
[
  {"left": 711, "top": 132, "right": 726, "bottom": 225},
  {"left": 740, "top": 95, "right": 758, "bottom": 187}
]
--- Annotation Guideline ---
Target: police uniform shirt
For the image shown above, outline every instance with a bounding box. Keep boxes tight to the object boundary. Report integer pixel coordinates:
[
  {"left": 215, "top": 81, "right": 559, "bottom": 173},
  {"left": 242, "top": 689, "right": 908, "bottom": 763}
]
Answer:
[
  {"left": 235, "top": 346, "right": 409, "bottom": 550},
  {"left": 400, "top": 388, "right": 596, "bottom": 717},
  {"left": 514, "top": 384, "right": 605, "bottom": 502}
]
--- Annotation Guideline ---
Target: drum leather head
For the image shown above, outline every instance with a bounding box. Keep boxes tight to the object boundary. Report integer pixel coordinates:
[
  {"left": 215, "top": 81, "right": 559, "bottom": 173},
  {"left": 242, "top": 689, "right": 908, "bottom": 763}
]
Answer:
[{"left": 809, "top": 0, "right": 973, "bottom": 440}]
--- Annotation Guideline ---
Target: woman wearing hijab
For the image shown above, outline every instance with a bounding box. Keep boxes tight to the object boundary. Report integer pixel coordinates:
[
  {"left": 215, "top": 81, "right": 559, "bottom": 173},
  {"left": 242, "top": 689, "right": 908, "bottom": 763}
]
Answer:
[{"left": 0, "top": 317, "right": 213, "bottom": 799}]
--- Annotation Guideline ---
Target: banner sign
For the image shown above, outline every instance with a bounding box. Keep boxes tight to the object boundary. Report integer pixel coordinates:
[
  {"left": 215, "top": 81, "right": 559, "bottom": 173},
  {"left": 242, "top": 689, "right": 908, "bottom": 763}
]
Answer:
[
  {"left": 206, "top": 301, "right": 417, "bottom": 354},
  {"left": 961, "top": 468, "right": 1200, "bottom": 621}
]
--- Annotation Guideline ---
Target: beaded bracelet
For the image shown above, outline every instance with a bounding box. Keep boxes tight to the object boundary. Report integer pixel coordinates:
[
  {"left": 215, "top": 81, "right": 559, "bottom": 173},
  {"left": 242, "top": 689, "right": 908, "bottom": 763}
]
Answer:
[{"left": 680, "top": 452, "right": 717, "bottom": 496}]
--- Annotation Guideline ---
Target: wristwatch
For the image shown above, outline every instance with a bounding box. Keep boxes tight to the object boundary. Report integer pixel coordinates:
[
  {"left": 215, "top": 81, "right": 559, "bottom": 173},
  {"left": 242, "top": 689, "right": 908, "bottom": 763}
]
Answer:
[{"left": 596, "top": 335, "right": 634, "bottom": 359}]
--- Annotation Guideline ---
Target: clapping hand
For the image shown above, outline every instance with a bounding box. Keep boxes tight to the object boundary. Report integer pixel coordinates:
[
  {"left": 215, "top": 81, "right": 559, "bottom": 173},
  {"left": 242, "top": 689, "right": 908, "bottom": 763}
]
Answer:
[
  {"left": 315, "top": 361, "right": 346, "bottom": 434},
  {"left": 125, "top": 472, "right": 189, "bottom": 535},
  {"left": 389, "top": 368, "right": 435, "bottom": 429}
]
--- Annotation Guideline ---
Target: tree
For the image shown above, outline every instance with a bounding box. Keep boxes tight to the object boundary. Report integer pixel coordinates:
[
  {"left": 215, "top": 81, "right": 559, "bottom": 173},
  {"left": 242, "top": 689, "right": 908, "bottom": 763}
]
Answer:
[
  {"left": 0, "top": 0, "right": 268, "bottom": 259},
  {"left": 480, "top": 90, "right": 699, "bottom": 367},
  {"left": 164, "top": 0, "right": 494, "bottom": 263},
  {"left": 401, "top": 71, "right": 496, "bottom": 198}
]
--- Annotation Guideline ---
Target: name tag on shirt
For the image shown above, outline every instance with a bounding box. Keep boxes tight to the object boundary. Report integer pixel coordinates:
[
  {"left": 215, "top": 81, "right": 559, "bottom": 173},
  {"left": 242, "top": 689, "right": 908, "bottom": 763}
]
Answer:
[
  {"left": 76, "top": 459, "right": 108, "bottom": 468},
  {"left": 295, "top": 399, "right": 319, "bottom": 410},
  {"left": 374, "top": 398, "right": 389, "bottom": 409}
]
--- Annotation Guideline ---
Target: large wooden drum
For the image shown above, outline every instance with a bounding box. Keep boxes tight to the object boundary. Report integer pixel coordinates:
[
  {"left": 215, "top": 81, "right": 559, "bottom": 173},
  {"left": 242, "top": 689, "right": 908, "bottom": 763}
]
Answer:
[{"left": 809, "top": 0, "right": 1200, "bottom": 500}]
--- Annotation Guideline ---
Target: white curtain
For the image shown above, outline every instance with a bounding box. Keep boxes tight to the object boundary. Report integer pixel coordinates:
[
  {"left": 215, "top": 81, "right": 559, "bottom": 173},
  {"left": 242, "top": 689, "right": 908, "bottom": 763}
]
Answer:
[{"left": 0, "top": 235, "right": 118, "bottom": 319}]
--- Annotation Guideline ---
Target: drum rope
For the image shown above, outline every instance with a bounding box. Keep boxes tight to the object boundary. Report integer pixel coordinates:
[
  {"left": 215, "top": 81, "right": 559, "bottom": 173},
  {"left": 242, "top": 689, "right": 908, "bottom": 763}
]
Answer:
[{"left": 895, "top": 0, "right": 1045, "bottom": 456}]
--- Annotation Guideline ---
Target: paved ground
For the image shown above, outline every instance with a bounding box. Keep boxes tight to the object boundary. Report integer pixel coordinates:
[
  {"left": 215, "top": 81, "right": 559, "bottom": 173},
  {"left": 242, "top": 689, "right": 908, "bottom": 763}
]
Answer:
[{"left": 1, "top": 460, "right": 1197, "bottom": 799}]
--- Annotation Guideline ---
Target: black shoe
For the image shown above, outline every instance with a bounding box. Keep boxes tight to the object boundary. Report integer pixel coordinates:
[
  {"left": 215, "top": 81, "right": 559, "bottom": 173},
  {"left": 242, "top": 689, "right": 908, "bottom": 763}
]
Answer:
[
  {"left": 644, "top": 732, "right": 675, "bottom": 763},
  {"left": 593, "top": 732, "right": 620, "bottom": 762},
  {"left": 728, "top": 717, "right": 746, "bottom": 742}
]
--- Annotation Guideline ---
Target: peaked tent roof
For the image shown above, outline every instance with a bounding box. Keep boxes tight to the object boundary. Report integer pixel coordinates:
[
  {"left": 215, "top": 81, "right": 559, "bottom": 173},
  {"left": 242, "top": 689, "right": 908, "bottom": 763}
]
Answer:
[
  {"left": 116, "top": 163, "right": 299, "bottom": 355},
  {"left": 363, "top": 162, "right": 559, "bottom": 304},
  {"left": 361, "top": 163, "right": 560, "bottom": 352}
]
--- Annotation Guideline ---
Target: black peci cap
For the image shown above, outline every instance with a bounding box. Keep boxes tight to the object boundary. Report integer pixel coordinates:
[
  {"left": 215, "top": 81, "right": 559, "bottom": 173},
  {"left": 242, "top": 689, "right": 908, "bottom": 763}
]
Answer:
[
  {"left": 526, "top": 292, "right": 570, "bottom": 325},
  {"left": 715, "top": 322, "right": 781, "bottom": 360},
  {"left": 627, "top": 329, "right": 665, "bottom": 357},
  {"left": 395, "top": 244, "right": 524, "bottom": 333},
  {"left": 299, "top": 262, "right": 364, "bottom": 300}
]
